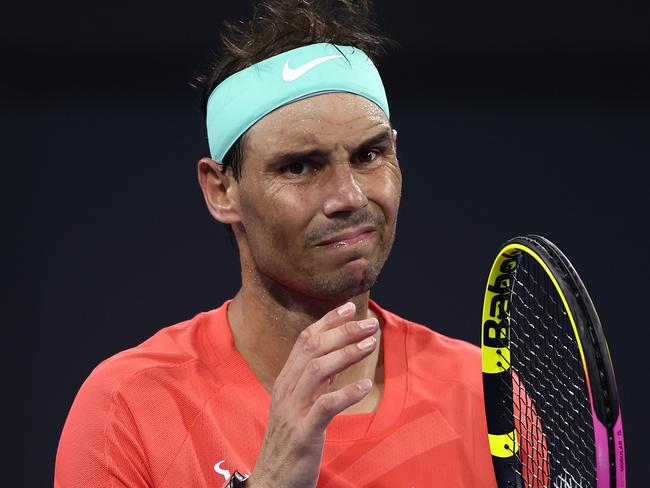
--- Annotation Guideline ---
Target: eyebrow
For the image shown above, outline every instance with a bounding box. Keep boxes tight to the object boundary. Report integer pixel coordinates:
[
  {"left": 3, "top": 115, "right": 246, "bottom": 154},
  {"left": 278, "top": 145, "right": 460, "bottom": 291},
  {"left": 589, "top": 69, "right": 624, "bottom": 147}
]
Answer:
[
  {"left": 264, "top": 128, "right": 393, "bottom": 168},
  {"left": 353, "top": 130, "right": 394, "bottom": 153}
]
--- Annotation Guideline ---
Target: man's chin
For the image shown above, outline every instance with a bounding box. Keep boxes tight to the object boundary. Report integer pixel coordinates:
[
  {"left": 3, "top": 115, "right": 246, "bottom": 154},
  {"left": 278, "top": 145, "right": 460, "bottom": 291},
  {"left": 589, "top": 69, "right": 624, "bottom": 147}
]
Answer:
[{"left": 309, "top": 265, "right": 379, "bottom": 300}]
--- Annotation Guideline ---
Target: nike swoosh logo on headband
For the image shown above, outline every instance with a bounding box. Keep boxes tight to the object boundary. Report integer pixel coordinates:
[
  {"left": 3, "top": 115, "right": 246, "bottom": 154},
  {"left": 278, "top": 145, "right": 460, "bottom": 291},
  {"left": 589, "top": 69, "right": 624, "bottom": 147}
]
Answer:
[{"left": 282, "top": 54, "right": 343, "bottom": 81}]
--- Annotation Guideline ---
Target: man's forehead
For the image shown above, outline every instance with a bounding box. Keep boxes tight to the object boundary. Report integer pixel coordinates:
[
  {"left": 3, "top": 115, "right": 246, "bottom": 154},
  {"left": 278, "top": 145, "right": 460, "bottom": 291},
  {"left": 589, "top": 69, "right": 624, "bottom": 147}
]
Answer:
[{"left": 245, "top": 92, "right": 389, "bottom": 151}]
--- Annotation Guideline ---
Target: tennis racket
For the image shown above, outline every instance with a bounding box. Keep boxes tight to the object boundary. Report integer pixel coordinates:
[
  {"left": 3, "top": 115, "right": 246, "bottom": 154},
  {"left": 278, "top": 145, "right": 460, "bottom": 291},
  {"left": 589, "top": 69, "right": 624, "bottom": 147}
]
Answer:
[{"left": 481, "top": 235, "right": 625, "bottom": 487}]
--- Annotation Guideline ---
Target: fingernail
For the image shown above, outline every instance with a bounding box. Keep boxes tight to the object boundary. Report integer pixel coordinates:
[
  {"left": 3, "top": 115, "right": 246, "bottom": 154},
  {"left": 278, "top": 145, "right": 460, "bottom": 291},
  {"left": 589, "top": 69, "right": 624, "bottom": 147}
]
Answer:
[
  {"left": 357, "top": 336, "right": 376, "bottom": 350},
  {"left": 356, "top": 378, "right": 372, "bottom": 391},
  {"left": 358, "top": 318, "right": 378, "bottom": 330},
  {"left": 337, "top": 302, "right": 355, "bottom": 316}
]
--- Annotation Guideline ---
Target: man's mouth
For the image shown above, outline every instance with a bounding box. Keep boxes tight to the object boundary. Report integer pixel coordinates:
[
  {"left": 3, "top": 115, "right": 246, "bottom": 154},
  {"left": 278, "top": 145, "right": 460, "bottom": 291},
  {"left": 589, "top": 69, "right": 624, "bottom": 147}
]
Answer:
[{"left": 316, "top": 226, "right": 376, "bottom": 248}]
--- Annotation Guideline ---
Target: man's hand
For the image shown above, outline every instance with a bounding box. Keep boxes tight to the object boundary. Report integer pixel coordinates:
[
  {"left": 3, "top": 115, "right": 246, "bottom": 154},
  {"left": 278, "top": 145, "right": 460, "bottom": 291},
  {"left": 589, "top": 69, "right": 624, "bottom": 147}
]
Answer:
[{"left": 246, "top": 302, "right": 379, "bottom": 488}]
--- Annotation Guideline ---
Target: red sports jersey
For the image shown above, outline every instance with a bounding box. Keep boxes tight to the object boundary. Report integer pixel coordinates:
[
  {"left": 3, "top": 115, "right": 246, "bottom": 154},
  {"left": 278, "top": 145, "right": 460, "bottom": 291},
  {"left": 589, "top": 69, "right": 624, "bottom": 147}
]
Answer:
[{"left": 55, "top": 300, "right": 497, "bottom": 487}]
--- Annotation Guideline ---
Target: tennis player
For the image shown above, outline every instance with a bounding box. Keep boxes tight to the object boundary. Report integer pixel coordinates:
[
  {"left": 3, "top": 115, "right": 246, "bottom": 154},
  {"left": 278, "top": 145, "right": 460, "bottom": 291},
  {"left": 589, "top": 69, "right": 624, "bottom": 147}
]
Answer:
[{"left": 55, "top": 1, "right": 496, "bottom": 486}]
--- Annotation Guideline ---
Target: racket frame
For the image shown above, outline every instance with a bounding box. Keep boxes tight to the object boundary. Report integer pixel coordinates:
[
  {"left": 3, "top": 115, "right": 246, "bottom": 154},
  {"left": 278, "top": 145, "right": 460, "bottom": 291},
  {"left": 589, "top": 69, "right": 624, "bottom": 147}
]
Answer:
[{"left": 481, "top": 235, "right": 625, "bottom": 488}]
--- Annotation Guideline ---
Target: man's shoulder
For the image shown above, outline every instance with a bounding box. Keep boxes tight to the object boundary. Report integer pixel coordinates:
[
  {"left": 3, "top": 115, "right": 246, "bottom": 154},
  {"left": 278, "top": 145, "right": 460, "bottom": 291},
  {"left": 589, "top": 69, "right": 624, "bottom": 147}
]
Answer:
[
  {"left": 96, "top": 313, "right": 206, "bottom": 378},
  {"left": 56, "top": 306, "right": 229, "bottom": 487},
  {"left": 76, "top": 307, "right": 225, "bottom": 411},
  {"left": 405, "top": 316, "right": 480, "bottom": 357},
  {"left": 378, "top": 303, "right": 479, "bottom": 355},
  {"left": 376, "top": 303, "right": 482, "bottom": 392}
]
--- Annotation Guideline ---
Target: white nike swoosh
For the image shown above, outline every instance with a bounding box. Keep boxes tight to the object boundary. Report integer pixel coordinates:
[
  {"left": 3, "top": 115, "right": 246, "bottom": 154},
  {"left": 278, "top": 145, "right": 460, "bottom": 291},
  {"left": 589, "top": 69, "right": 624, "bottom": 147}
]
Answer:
[{"left": 282, "top": 54, "right": 343, "bottom": 81}]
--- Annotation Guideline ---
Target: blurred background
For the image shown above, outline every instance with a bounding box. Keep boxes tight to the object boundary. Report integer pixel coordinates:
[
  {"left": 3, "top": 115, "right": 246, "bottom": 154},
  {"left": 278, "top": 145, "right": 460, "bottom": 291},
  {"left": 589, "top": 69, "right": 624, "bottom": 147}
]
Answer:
[{"left": 4, "top": 1, "right": 649, "bottom": 486}]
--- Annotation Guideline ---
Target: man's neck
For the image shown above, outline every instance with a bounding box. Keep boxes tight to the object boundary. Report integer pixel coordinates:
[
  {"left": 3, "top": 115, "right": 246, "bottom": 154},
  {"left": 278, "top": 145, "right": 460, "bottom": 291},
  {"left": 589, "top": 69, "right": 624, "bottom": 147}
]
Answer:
[{"left": 226, "top": 279, "right": 384, "bottom": 413}]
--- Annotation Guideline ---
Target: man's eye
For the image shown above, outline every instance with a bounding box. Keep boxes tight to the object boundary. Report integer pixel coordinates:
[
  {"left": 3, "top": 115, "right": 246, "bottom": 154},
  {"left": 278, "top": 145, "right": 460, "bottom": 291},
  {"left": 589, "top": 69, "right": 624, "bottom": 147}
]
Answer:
[
  {"left": 357, "top": 150, "right": 378, "bottom": 163},
  {"left": 285, "top": 162, "right": 308, "bottom": 175}
]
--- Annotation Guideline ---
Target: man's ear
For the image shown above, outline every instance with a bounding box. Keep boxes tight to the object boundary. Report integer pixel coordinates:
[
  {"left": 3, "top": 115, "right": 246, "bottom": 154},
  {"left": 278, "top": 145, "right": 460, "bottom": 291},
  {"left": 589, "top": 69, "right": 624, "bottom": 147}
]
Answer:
[{"left": 197, "top": 157, "right": 241, "bottom": 224}]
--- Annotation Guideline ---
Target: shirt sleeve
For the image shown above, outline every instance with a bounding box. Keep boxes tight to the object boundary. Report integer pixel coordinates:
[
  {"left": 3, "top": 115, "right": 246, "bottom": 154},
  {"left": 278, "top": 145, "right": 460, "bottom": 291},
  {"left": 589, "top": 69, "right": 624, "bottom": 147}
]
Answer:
[{"left": 55, "top": 366, "right": 153, "bottom": 488}]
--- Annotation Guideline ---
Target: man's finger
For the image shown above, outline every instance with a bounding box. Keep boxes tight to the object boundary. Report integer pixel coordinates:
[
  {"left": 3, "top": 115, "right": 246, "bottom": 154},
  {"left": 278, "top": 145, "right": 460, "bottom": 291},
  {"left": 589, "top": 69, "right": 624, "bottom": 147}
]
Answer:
[
  {"left": 303, "top": 317, "right": 378, "bottom": 360},
  {"left": 293, "top": 335, "right": 378, "bottom": 406},
  {"left": 304, "top": 379, "right": 373, "bottom": 433},
  {"left": 282, "top": 302, "right": 357, "bottom": 376}
]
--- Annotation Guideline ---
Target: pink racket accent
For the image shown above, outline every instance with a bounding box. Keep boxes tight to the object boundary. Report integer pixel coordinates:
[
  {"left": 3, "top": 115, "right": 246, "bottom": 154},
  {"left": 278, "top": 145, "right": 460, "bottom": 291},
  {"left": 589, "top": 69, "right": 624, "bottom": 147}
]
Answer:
[
  {"left": 592, "top": 404, "right": 625, "bottom": 487},
  {"left": 592, "top": 411, "right": 609, "bottom": 488},
  {"left": 613, "top": 413, "right": 625, "bottom": 488}
]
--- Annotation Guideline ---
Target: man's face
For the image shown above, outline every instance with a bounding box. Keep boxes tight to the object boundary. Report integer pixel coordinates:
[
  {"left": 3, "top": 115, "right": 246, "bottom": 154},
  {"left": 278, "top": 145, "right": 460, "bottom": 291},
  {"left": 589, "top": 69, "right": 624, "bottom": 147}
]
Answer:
[{"left": 232, "top": 92, "right": 402, "bottom": 301}]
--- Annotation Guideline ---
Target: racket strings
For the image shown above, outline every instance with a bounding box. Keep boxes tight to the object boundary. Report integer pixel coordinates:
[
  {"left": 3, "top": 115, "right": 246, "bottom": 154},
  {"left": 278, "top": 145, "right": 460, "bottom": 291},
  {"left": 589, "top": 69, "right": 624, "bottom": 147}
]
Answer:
[{"left": 502, "top": 256, "right": 596, "bottom": 487}]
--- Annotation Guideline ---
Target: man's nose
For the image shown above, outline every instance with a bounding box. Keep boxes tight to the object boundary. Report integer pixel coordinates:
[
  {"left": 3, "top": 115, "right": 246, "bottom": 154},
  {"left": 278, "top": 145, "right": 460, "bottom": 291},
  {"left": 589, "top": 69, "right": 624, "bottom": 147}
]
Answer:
[{"left": 322, "top": 163, "right": 369, "bottom": 216}]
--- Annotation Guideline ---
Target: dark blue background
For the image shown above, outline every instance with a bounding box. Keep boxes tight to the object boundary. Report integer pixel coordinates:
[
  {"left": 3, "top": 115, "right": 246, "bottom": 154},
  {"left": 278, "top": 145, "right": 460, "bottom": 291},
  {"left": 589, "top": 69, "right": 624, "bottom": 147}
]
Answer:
[{"left": 5, "top": 1, "right": 649, "bottom": 486}]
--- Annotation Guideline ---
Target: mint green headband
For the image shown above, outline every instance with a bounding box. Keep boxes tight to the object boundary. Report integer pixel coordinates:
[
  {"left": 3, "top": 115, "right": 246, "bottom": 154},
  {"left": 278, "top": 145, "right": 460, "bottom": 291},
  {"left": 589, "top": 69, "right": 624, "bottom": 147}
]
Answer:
[{"left": 206, "top": 43, "right": 390, "bottom": 162}]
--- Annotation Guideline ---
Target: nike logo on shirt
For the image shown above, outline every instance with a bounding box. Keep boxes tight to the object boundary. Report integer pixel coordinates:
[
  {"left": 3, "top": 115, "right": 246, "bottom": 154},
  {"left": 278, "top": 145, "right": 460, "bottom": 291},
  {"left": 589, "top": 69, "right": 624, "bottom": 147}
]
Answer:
[{"left": 281, "top": 54, "right": 343, "bottom": 81}]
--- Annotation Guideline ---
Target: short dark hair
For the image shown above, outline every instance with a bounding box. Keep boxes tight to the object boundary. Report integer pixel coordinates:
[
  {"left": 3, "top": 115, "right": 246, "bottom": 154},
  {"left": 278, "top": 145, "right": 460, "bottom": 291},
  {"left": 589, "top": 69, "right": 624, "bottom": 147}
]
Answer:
[{"left": 192, "top": 0, "right": 394, "bottom": 180}]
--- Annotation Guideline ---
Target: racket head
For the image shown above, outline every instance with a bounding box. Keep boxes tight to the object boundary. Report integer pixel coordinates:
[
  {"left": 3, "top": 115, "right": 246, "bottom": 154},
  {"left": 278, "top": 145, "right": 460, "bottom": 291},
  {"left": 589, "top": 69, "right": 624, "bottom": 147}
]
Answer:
[{"left": 481, "top": 235, "right": 625, "bottom": 488}]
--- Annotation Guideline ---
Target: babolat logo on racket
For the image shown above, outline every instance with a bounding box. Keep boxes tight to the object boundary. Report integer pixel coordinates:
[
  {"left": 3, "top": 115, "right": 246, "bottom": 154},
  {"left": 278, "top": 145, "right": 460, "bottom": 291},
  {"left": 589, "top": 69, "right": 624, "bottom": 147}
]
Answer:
[{"left": 481, "top": 249, "right": 521, "bottom": 373}]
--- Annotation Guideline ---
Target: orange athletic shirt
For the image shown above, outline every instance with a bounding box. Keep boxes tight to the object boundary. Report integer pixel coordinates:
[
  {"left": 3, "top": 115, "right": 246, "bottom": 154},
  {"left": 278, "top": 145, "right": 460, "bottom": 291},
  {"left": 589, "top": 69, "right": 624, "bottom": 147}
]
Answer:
[{"left": 55, "top": 300, "right": 497, "bottom": 487}]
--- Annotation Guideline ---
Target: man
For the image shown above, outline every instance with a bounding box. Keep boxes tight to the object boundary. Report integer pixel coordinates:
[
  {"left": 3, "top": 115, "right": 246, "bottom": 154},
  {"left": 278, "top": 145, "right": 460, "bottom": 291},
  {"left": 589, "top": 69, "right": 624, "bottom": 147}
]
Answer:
[{"left": 55, "top": 1, "right": 497, "bottom": 486}]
